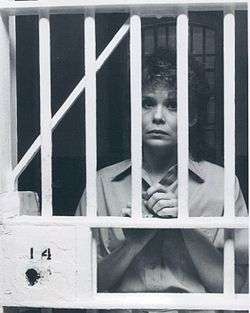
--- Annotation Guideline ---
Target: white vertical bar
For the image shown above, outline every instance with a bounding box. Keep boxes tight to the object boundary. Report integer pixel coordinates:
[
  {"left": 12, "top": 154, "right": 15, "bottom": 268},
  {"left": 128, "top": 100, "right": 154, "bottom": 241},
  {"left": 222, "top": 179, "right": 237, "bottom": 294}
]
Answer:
[
  {"left": 84, "top": 11, "right": 97, "bottom": 217},
  {"left": 0, "top": 13, "right": 15, "bottom": 193},
  {"left": 177, "top": 13, "right": 189, "bottom": 218},
  {"left": 9, "top": 13, "right": 18, "bottom": 191},
  {"left": 84, "top": 11, "right": 97, "bottom": 296},
  {"left": 224, "top": 229, "right": 235, "bottom": 294},
  {"left": 130, "top": 13, "right": 142, "bottom": 219},
  {"left": 224, "top": 12, "right": 235, "bottom": 218},
  {"left": 39, "top": 12, "right": 53, "bottom": 216},
  {"left": 223, "top": 11, "right": 235, "bottom": 295},
  {"left": 0, "top": 11, "right": 17, "bottom": 313}
]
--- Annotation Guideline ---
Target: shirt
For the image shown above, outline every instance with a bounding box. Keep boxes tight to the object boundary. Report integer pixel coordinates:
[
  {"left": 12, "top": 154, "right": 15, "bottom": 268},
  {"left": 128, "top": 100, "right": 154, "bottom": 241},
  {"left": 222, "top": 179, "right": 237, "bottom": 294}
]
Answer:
[{"left": 76, "top": 159, "right": 248, "bottom": 294}]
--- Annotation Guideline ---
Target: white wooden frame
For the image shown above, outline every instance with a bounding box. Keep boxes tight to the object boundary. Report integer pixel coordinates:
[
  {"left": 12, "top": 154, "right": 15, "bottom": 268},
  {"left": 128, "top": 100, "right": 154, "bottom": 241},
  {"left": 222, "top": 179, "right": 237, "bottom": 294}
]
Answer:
[{"left": 0, "top": 0, "right": 249, "bottom": 311}]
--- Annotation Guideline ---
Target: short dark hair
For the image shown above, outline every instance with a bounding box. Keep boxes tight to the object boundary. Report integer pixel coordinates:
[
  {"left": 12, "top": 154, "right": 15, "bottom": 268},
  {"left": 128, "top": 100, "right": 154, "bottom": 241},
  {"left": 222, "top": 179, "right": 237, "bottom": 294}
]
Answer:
[{"left": 142, "top": 48, "right": 211, "bottom": 161}]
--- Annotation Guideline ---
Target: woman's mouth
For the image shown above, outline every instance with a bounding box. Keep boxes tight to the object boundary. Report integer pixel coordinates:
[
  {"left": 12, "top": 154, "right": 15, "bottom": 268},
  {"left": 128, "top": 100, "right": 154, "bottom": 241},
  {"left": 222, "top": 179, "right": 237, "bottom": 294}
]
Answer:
[{"left": 147, "top": 130, "right": 168, "bottom": 135}]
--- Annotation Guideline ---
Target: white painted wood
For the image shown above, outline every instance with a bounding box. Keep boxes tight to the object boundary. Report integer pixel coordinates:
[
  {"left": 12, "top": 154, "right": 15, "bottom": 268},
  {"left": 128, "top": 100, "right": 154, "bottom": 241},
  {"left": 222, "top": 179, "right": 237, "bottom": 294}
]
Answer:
[
  {"left": 223, "top": 11, "right": 236, "bottom": 297},
  {"left": 2, "top": 225, "right": 79, "bottom": 304},
  {"left": 3, "top": 216, "right": 249, "bottom": 229},
  {"left": 177, "top": 13, "right": 189, "bottom": 218},
  {"left": 96, "top": 19, "right": 129, "bottom": 71},
  {"left": 0, "top": 191, "right": 40, "bottom": 219},
  {"left": 130, "top": 13, "right": 142, "bottom": 219},
  {"left": 11, "top": 137, "right": 41, "bottom": 187},
  {"left": 84, "top": 11, "right": 97, "bottom": 217},
  {"left": 8, "top": 13, "right": 17, "bottom": 191},
  {"left": 76, "top": 225, "right": 93, "bottom": 298},
  {"left": 39, "top": 12, "right": 53, "bottom": 216},
  {"left": 223, "top": 229, "right": 235, "bottom": 294},
  {"left": 0, "top": 0, "right": 247, "bottom": 15},
  {"left": 52, "top": 19, "right": 129, "bottom": 129},
  {"left": 11, "top": 18, "right": 129, "bottom": 190},
  {"left": 1, "top": 292, "right": 250, "bottom": 310},
  {"left": 0, "top": 13, "right": 16, "bottom": 193},
  {"left": 91, "top": 233, "right": 98, "bottom": 294},
  {"left": 224, "top": 12, "right": 235, "bottom": 218}
]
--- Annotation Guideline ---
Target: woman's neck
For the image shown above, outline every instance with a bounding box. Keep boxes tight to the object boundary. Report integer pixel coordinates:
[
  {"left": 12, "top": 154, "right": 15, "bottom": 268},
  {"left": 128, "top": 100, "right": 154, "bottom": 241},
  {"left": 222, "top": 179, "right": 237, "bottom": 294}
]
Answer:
[{"left": 143, "top": 145, "right": 177, "bottom": 176}]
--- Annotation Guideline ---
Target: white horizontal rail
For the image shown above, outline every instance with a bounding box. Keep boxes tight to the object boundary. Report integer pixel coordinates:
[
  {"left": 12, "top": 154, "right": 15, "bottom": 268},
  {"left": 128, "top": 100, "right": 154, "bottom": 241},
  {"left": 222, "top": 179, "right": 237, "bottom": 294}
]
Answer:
[
  {"left": 11, "top": 19, "right": 129, "bottom": 184},
  {"left": 2, "top": 293, "right": 249, "bottom": 310},
  {"left": 177, "top": 12, "right": 189, "bottom": 218},
  {"left": 0, "top": 0, "right": 247, "bottom": 15},
  {"left": 3, "top": 216, "right": 249, "bottom": 228},
  {"left": 39, "top": 12, "right": 53, "bottom": 216},
  {"left": 130, "top": 13, "right": 142, "bottom": 219}
]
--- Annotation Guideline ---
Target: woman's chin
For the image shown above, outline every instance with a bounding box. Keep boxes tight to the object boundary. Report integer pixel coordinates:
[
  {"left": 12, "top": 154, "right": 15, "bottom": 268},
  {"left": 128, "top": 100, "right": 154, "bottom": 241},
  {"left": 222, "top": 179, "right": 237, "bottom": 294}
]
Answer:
[{"left": 144, "top": 139, "right": 177, "bottom": 149}]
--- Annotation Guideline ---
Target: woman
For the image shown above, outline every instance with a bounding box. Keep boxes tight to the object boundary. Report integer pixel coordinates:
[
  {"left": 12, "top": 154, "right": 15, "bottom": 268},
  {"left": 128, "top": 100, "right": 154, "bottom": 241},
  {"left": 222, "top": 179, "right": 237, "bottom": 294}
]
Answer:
[{"left": 76, "top": 48, "right": 248, "bottom": 295}]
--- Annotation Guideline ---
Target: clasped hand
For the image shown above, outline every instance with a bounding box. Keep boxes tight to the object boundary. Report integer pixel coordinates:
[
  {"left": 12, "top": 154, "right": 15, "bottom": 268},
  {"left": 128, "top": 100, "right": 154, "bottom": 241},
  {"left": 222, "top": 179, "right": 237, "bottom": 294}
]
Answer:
[{"left": 122, "top": 183, "right": 178, "bottom": 218}]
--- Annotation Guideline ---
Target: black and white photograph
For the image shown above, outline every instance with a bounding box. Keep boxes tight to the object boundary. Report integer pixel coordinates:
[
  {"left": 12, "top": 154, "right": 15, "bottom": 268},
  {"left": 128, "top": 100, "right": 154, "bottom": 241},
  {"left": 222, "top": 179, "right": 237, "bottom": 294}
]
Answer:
[{"left": 0, "top": 1, "right": 249, "bottom": 313}]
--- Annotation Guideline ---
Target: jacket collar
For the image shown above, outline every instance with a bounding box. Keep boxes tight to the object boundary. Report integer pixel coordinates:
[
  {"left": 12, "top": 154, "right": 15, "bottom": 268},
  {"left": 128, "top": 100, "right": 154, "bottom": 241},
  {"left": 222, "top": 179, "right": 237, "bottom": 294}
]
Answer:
[{"left": 111, "top": 159, "right": 205, "bottom": 184}]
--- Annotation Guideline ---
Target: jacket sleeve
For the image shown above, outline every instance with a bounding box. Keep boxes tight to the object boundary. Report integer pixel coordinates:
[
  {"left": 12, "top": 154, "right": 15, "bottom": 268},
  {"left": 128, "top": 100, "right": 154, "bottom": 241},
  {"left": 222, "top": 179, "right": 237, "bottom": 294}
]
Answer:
[
  {"left": 212, "top": 176, "right": 248, "bottom": 292},
  {"left": 213, "top": 176, "right": 248, "bottom": 263},
  {"left": 75, "top": 172, "right": 109, "bottom": 259}
]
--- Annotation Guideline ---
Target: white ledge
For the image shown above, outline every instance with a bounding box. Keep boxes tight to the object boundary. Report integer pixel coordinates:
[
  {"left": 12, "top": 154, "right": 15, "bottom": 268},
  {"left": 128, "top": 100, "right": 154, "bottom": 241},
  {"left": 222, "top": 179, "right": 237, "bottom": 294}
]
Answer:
[
  {"left": 0, "top": 0, "right": 247, "bottom": 15},
  {"left": 2, "top": 215, "right": 249, "bottom": 228},
  {"left": 3, "top": 293, "right": 250, "bottom": 310}
]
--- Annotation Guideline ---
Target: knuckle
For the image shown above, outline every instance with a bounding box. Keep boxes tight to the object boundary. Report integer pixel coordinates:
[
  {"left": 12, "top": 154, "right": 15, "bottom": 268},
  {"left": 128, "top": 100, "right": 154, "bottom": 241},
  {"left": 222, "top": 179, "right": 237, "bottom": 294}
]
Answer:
[
  {"left": 151, "top": 193, "right": 158, "bottom": 202},
  {"left": 158, "top": 199, "right": 165, "bottom": 207}
]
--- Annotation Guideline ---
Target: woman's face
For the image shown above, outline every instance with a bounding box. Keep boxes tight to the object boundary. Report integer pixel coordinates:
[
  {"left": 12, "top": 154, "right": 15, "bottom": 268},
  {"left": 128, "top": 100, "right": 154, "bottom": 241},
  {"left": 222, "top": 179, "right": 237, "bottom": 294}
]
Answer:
[{"left": 142, "top": 81, "right": 177, "bottom": 150}]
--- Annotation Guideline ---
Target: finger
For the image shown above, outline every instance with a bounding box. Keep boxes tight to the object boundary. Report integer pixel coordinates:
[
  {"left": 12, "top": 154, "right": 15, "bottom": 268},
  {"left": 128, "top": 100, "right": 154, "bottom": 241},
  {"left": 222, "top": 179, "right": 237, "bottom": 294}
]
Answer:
[
  {"left": 146, "top": 192, "right": 176, "bottom": 210},
  {"left": 144, "top": 183, "right": 168, "bottom": 200},
  {"left": 151, "top": 199, "right": 178, "bottom": 213},
  {"left": 122, "top": 207, "right": 131, "bottom": 217},
  {"left": 157, "top": 207, "right": 178, "bottom": 218}
]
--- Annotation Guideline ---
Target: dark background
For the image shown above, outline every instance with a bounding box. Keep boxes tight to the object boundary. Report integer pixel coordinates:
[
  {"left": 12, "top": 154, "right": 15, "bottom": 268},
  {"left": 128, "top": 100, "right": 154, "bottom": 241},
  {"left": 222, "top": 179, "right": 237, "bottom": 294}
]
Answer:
[{"left": 16, "top": 11, "right": 248, "bottom": 215}]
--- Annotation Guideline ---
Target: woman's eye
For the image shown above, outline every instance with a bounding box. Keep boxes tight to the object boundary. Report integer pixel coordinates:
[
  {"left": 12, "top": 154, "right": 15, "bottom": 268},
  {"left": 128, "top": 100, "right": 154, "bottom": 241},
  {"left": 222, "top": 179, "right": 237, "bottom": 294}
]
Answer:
[
  {"left": 142, "top": 98, "right": 155, "bottom": 109},
  {"left": 165, "top": 100, "right": 177, "bottom": 111}
]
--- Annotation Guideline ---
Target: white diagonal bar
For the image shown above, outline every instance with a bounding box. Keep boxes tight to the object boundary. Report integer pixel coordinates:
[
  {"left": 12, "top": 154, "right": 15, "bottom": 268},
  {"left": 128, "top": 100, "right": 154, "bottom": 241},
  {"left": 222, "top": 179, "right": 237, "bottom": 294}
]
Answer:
[
  {"left": 39, "top": 11, "right": 52, "bottom": 216},
  {"left": 11, "top": 19, "right": 129, "bottom": 184},
  {"left": 223, "top": 11, "right": 235, "bottom": 295},
  {"left": 84, "top": 11, "right": 97, "bottom": 217},
  {"left": 130, "top": 13, "right": 142, "bottom": 219},
  {"left": 177, "top": 13, "right": 189, "bottom": 218}
]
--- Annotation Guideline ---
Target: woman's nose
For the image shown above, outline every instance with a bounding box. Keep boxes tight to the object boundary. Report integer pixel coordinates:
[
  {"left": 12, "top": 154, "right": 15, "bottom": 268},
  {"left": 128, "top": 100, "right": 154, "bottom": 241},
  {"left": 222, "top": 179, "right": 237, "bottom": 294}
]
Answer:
[{"left": 152, "top": 104, "right": 166, "bottom": 124}]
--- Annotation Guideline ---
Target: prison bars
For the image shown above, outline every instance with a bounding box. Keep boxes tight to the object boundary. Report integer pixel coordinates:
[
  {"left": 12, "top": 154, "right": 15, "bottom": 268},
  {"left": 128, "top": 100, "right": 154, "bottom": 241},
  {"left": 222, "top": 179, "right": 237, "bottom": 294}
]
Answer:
[
  {"left": 85, "top": 11, "right": 97, "bottom": 217},
  {"left": 39, "top": 12, "right": 53, "bottom": 216},
  {"left": 177, "top": 12, "right": 189, "bottom": 218},
  {"left": 10, "top": 18, "right": 130, "bottom": 186},
  {"left": 223, "top": 11, "right": 236, "bottom": 295},
  {"left": 130, "top": 13, "right": 142, "bottom": 218}
]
